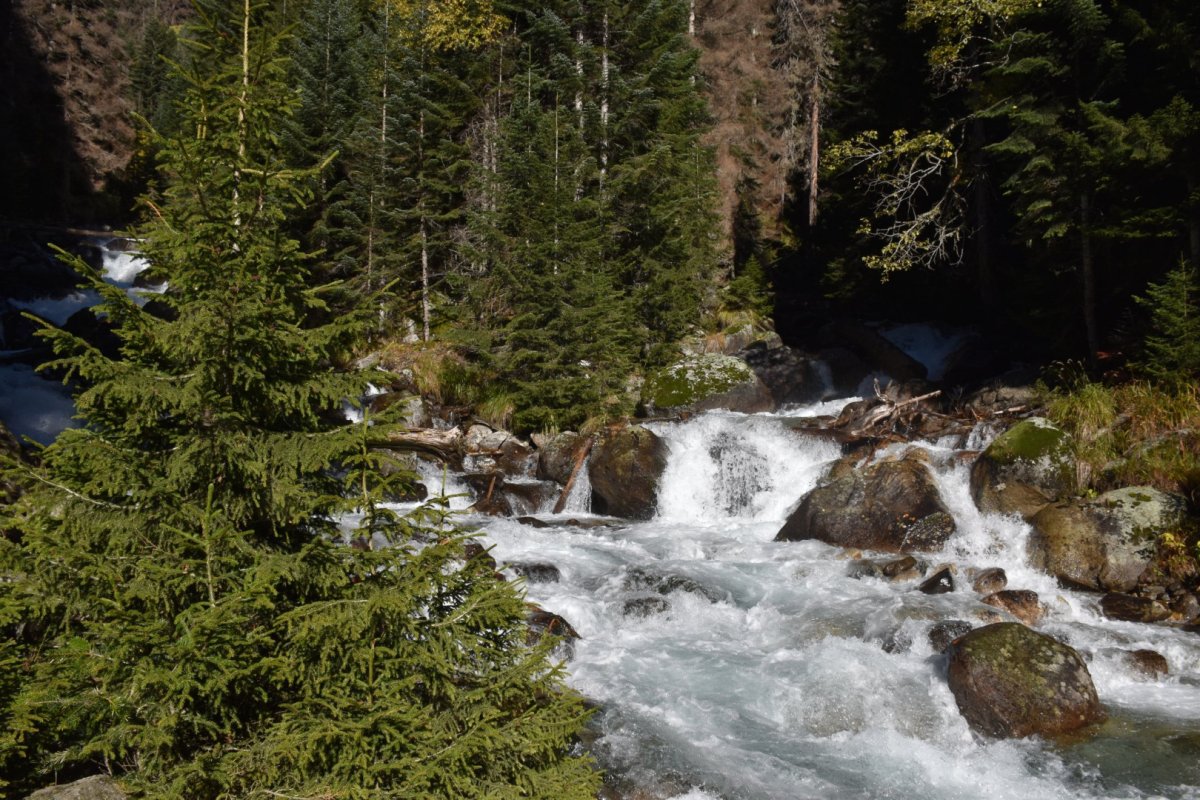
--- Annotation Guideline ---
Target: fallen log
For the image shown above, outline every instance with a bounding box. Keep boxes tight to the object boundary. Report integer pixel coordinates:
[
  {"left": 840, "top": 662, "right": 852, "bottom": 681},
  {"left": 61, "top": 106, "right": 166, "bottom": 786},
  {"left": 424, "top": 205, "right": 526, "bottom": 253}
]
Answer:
[{"left": 375, "top": 428, "right": 462, "bottom": 461}]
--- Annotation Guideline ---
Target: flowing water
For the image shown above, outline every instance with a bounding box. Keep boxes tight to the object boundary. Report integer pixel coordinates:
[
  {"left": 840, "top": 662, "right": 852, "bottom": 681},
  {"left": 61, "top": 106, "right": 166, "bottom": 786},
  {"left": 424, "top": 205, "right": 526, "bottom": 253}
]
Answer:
[{"left": 470, "top": 408, "right": 1200, "bottom": 800}]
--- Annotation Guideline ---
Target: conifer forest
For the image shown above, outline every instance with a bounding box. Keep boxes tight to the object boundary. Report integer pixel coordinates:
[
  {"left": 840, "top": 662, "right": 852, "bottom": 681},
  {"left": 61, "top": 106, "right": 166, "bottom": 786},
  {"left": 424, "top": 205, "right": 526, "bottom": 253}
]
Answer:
[{"left": 2, "top": 1, "right": 1200, "bottom": 798}]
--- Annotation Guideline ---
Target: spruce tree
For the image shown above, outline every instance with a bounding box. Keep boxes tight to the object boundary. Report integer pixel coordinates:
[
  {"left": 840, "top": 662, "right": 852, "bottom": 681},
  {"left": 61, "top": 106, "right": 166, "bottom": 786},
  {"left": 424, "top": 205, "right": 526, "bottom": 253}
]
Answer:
[
  {"left": 0, "top": 0, "right": 597, "bottom": 796},
  {"left": 1135, "top": 260, "right": 1200, "bottom": 386}
]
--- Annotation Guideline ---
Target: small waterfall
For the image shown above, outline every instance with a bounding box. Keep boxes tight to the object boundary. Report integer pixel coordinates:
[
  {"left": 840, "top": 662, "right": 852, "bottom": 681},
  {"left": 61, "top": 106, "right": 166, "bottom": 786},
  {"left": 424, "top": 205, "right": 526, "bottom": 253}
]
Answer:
[
  {"left": 559, "top": 454, "right": 593, "bottom": 514},
  {"left": 652, "top": 413, "right": 841, "bottom": 523}
]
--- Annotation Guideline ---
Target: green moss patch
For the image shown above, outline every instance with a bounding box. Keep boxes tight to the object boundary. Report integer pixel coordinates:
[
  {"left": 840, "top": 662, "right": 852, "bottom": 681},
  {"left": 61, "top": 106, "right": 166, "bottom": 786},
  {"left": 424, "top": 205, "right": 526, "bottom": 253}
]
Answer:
[{"left": 643, "top": 354, "right": 755, "bottom": 410}]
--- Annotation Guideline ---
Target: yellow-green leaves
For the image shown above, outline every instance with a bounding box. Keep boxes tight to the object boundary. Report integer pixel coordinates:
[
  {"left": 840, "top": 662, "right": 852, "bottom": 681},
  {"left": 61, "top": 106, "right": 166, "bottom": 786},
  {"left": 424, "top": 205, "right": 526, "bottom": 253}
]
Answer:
[
  {"left": 388, "top": 0, "right": 506, "bottom": 51},
  {"left": 828, "top": 129, "right": 964, "bottom": 275},
  {"left": 906, "top": 0, "right": 1040, "bottom": 71}
]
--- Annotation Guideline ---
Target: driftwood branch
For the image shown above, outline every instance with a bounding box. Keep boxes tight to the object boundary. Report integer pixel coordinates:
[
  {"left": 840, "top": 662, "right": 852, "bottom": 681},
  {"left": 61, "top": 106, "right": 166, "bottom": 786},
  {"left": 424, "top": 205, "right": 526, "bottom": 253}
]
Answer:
[
  {"left": 848, "top": 387, "right": 943, "bottom": 437},
  {"left": 553, "top": 436, "right": 595, "bottom": 514}
]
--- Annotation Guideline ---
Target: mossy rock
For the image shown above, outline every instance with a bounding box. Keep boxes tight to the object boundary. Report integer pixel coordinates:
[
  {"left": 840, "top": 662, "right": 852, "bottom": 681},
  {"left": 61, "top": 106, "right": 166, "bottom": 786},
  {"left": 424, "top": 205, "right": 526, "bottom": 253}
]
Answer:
[
  {"left": 588, "top": 425, "right": 668, "bottom": 520},
  {"left": 641, "top": 354, "right": 774, "bottom": 416},
  {"left": 947, "top": 622, "right": 1106, "bottom": 738},
  {"left": 1028, "top": 487, "right": 1186, "bottom": 592},
  {"left": 970, "top": 417, "right": 1075, "bottom": 520},
  {"left": 27, "top": 776, "right": 127, "bottom": 800}
]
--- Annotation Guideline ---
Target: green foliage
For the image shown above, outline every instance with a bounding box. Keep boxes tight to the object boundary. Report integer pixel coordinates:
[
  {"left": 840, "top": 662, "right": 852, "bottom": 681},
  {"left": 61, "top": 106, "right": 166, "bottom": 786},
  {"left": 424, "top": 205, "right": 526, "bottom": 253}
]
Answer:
[
  {"left": 0, "top": 1, "right": 597, "bottom": 795},
  {"left": 1134, "top": 261, "right": 1200, "bottom": 386}
]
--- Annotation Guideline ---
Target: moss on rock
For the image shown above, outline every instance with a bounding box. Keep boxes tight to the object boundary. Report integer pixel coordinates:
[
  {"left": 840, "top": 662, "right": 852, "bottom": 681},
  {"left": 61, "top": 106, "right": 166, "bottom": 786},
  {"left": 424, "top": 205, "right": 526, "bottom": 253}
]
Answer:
[
  {"left": 641, "top": 354, "right": 773, "bottom": 416},
  {"left": 970, "top": 417, "right": 1075, "bottom": 519}
]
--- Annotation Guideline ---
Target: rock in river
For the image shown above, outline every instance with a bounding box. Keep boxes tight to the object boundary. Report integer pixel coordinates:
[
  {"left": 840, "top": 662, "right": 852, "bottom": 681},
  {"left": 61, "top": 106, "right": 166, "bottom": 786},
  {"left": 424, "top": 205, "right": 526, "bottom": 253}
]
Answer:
[
  {"left": 947, "top": 623, "right": 1106, "bottom": 738},
  {"left": 776, "top": 449, "right": 955, "bottom": 553}
]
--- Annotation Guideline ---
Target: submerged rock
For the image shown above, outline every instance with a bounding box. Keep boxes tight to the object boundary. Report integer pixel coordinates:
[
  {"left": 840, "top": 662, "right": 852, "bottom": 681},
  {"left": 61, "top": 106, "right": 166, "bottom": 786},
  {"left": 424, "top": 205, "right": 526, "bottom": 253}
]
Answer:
[
  {"left": 946, "top": 623, "right": 1106, "bottom": 738},
  {"left": 775, "top": 450, "right": 956, "bottom": 553},
  {"left": 1028, "top": 487, "right": 1185, "bottom": 592},
  {"left": 508, "top": 562, "right": 561, "bottom": 583},
  {"left": 589, "top": 425, "right": 668, "bottom": 520},
  {"left": 640, "top": 353, "right": 774, "bottom": 416},
  {"left": 847, "top": 555, "right": 927, "bottom": 582},
  {"left": 1123, "top": 649, "right": 1169, "bottom": 679},
  {"left": 929, "top": 620, "right": 974, "bottom": 654},
  {"left": 526, "top": 605, "right": 580, "bottom": 660},
  {"left": 623, "top": 597, "right": 671, "bottom": 618},
  {"left": 970, "top": 417, "right": 1075, "bottom": 520}
]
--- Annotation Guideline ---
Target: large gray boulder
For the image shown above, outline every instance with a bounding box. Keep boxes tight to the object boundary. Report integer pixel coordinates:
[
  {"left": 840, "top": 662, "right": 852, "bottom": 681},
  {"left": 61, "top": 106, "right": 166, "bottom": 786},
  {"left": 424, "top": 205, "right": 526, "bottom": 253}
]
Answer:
[
  {"left": 589, "top": 425, "right": 668, "bottom": 520},
  {"left": 775, "top": 449, "right": 956, "bottom": 553},
  {"left": 970, "top": 417, "right": 1075, "bottom": 520},
  {"left": 535, "top": 431, "right": 584, "bottom": 485},
  {"left": 27, "top": 776, "right": 126, "bottom": 800},
  {"left": 1027, "top": 487, "right": 1187, "bottom": 592},
  {"left": 947, "top": 623, "right": 1106, "bottom": 738},
  {"left": 640, "top": 354, "right": 774, "bottom": 417}
]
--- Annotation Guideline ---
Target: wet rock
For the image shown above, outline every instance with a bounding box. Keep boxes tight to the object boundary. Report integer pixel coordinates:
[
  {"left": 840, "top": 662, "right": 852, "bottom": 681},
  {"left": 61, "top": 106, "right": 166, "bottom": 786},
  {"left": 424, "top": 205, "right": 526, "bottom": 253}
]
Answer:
[
  {"left": 463, "top": 541, "right": 497, "bottom": 570},
  {"left": 63, "top": 307, "right": 120, "bottom": 358},
  {"left": 775, "top": 450, "right": 956, "bottom": 553},
  {"left": 623, "top": 597, "right": 671, "bottom": 618},
  {"left": 1171, "top": 592, "right": 1200, "bottom": 623},
  {"left": 536, "top": 431, "right": 583, "bottom": 484},
  {"left": 1027, "top": 488, "right": 1185, "bottom": 592},
  {"left": 508, "top": 562, "right": 561, "bottom": 583},
  {"left": 640, "top": 353, "right": 775, "bottom": 417},
  {"left": 882, "top": 627, "right": 913, "bottom": 654},
  {"left": 1100, "top": 593, "right": 1172, "bottom": 623},
  {"left": 919, "top": 567, "right": 955, "bottom": 595},
  {"left": 947, "top": 622, "right": 1106, "bottom": 738},
  {"left": 1123, "top": 649, "right": 1169, "bottom": 679},
  {"left": 623, "top": 567, "right": 723, "bottom": 602},
  {"left": 27, "top": 776, "right": 127, "bottom": 800},
  {"left": 929, "top": 620, "right": 974, "bottom": 654},
  {"left": 969, "top": 417, "right": 1074, "bottom": 520},
  {"left": 971, "top": 567, "right": 1008, "bottom": 596},
  {"left": 814, "top": 346, "right": 871, "bottom": 397},
  {"left": 526, "top": 605, "right": 580, "bottom": 660},
  {"left": 847, "top": 555, "right": 927, "bottom": 582},
  {"left": 982, "top": 590, "right": 1046, "bottom": 626},
  {"left": 465, "top": 474, "right": 557, "bottom": 516},
  {"left": 516, "top": 515, "right": 552, "bottom": 529},
  {"left": 589, "top": 425, "right": 668, "bottom": 520}
]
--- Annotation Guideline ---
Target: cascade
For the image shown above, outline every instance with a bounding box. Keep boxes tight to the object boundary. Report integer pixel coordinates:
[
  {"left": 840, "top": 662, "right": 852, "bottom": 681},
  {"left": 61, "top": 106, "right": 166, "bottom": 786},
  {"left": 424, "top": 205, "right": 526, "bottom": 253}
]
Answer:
[{"left": 476, "top": 408, "right": 1200, "bottom": 800}]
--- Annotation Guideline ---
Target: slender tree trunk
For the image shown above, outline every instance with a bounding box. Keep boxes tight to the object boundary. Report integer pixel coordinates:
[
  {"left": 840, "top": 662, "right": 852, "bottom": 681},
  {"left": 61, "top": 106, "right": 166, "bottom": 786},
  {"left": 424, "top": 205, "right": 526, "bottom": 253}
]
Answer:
[
  {"left": 232, "top": 0, "right": 250, "bottom": 227},
  {"left": 600, "top": 10, "right": 609, "bottom": 189},
  {"left": 807, "top": 72, "right": 820, "bottom": 227},
  {"left": 689, "top": 0, "right": 695, "bottom": 37},
  {"left": 421, "top": 219, "right": 431, "bottom": 341},
  {"left": 1080, "top": 191, "right": 1099, "bottom": 365}
]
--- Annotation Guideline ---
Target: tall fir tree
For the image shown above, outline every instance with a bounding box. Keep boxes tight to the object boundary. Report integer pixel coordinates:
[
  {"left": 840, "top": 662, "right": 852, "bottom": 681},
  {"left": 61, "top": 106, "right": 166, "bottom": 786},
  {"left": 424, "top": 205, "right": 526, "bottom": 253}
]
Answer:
[{"left": 0, "top": 0, "right": 597, "bottom": 795}]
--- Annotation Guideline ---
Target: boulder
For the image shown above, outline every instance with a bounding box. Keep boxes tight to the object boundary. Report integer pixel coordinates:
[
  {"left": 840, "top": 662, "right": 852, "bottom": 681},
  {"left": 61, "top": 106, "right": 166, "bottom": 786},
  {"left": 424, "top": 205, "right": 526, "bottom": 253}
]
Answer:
[
  {"left": 919, "top": 567, "right": 955, "bottom": 595},
  {"left": 27, "top": 776, "right": 126, "bottom": 800},
  {"left": 970, "top": 567, "right": 1008, "bottom": 596},
  {"left": 982, "top": 590, "right": 1046, "bottom": 626},
  {"left": 929, "top": 620, "right": 974, "bottom": 654},
  {"left": 525, "top": 605, "right": 580, "bottom": 660},
  {"left": 736, "top": 341, "right": 824, "bottom": 406},
  {"left": 640, "top": 354, "right": 774, "bottom": 417},
  {"left": 1027, "top": 487, "right": 1186, "bottom": 592},
  {"left": 970, "top": 418, "right": 1075, "bottom": 520},
  {"left": 946, "top": 623, "right": 1106, "bottom": 738},
  {"left": 589, "top": 425, "right": 668, "bottom": 520},
  {"left": 775, "top": 450, "right": 956, "bottom": 553},
  {"left": 536, "top": 431, "right": 583, "bottom": 484},
  {"left": 622, "top": 567, "right": 723, "bottom": 602},
  {"left": 814, "top": 346, "right": 871, "bottom": 397},
  {"left": 1099, "top": 593, "right": 1172, "bottom": 624}
]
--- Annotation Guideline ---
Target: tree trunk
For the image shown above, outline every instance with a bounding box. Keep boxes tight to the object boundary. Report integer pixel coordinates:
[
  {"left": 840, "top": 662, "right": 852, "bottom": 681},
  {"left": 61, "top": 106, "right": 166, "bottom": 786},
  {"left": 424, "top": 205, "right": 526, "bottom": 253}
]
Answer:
[
  {"left": 1080, "top": 191, "right": 1099, "bottom": 365},
  {"left": 807, "top": 72, "right": 820, "bottom": 227},
  {"left": 420, "top": 219, "right": 430, "bottom": 342},
  {"left": 600, "top": 10, "right": 609, "bottom": 189}
]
